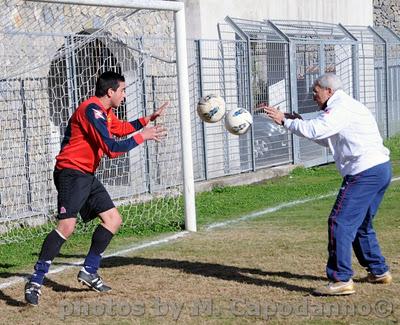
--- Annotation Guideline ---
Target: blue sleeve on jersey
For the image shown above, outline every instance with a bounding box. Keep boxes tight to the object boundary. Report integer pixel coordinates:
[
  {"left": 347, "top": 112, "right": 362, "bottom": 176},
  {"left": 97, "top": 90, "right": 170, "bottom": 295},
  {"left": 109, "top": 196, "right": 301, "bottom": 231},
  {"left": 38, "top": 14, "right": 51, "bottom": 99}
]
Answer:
[
  {"left": 86, "top": 104, "right": 140, "bottom": 154},
  {"left": 130, "top": 119, "right": 144, "bottom": 131}
]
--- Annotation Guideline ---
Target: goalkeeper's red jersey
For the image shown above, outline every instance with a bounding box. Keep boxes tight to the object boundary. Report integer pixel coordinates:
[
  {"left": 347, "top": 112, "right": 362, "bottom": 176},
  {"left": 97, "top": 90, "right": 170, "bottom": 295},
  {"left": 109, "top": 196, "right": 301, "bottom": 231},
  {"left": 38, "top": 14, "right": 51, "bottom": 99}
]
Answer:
[{"left": 55, "top": 96, "right": 147, "bottom": 174}]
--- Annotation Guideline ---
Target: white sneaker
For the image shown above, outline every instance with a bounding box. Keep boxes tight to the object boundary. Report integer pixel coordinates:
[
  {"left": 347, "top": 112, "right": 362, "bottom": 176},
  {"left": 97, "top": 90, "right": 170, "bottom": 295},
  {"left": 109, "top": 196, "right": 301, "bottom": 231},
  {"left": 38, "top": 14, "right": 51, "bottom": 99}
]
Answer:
[
  {"left": 365, "top": 271, "right": 392, "bottom": 284},
  {"left": 313, "top": 279, "right": 355, "bottom": 296}
]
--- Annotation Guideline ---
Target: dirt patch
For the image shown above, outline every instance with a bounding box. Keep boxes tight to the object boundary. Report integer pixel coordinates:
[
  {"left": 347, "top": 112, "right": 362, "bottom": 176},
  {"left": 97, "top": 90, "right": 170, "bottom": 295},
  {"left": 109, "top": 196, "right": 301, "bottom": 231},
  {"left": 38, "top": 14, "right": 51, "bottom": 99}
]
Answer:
[{"left": 0, "top": 221, "right": 398, "bottom": 324}]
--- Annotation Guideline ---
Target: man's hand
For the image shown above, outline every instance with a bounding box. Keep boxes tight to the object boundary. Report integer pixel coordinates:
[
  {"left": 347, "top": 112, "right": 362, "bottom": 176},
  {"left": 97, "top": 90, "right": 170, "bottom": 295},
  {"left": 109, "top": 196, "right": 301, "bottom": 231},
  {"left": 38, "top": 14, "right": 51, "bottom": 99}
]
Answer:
[
  {"left": 140, "top": 125, "right": 167, "bottom": 142},
  {"left": 264, "top": 106, "right": 286, "bottom": 126},
  {"left": 145, "top": 102, "right": 169, "bottom": 123}
]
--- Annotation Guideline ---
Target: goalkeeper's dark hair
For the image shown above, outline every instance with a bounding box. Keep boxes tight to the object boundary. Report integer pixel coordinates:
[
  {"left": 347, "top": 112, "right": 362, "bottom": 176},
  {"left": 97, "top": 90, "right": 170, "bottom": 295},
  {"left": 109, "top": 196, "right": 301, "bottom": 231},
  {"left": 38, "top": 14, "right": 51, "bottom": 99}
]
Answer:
[{"left": 95, "top": 71, "right": 125, "bottom": 97}]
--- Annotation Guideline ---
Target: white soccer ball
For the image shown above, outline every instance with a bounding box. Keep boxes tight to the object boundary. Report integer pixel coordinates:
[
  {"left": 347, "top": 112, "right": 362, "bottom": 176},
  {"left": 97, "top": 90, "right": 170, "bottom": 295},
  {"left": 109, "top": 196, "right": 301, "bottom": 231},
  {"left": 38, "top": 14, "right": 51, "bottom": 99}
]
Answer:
[
  {"left": 225, "top": 108, "right": 253, "bottom": 135},
  {"left": 197, "top": 94, "right": 226, "bottom": 123}
]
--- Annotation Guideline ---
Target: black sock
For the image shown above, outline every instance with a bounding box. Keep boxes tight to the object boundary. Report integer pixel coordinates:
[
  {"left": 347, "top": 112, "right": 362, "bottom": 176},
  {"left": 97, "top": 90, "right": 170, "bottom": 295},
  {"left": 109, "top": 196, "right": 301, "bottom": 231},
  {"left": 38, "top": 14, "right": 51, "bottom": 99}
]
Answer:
[
  {"left": 83, "top": 225, "right": 114, "bottom": 274},
  {"left": 31, "top": 230, "right": 66, "bottom": 285},
  {"left": 38, "top": 229, "right": 66, "bottom": 261}
]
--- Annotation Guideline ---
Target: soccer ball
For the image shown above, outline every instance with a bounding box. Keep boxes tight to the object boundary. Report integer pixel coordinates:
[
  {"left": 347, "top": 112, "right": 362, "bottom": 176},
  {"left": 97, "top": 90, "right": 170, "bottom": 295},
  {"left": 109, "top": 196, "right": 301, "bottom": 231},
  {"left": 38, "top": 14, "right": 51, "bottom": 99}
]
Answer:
[
  {"left": 197, "top": 94, "right": 226, "bottom": 123},
  {"left": 225, "top": 108, "right": 253, "bottom": 135}
]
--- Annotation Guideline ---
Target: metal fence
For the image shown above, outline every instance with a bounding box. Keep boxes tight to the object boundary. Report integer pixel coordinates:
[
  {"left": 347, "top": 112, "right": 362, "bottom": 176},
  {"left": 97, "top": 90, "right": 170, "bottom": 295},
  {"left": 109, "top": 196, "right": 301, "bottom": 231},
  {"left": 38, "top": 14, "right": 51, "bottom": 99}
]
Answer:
[
  {"left": 1, "top": 16, "right": 400, "bottom": 225},
  {"left": 196, "top": 17, "right": 400, "bottom": 173}
]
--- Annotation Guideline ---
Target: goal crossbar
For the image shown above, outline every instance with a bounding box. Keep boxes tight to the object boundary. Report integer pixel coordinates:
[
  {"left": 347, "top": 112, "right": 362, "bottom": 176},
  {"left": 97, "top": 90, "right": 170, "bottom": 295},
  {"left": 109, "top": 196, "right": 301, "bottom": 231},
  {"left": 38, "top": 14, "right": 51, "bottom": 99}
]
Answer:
[{"left": 28, "top": 0, "right": 184, "bottom": 12}]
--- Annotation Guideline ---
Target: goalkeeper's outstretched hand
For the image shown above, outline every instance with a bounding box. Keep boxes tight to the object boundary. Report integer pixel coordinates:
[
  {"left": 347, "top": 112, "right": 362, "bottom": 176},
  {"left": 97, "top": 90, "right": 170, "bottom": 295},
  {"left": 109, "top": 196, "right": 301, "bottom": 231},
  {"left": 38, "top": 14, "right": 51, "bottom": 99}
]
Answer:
[
  {"left": 145, "top": 102, "right": 169, "bottom": 123},
  {"left": 140, "top": 125, "right": 167, "bottom": 142}
]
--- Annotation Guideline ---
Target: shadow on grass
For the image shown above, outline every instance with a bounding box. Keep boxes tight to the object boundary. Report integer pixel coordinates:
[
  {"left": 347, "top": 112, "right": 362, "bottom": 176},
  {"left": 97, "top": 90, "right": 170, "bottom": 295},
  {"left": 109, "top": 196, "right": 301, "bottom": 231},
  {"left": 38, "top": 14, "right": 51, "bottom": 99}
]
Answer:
[
  {"left": 0, "top": 272, "right": 30, "bottom": 307},
  {"left": 0, "top": 271, "right": 88, "bottom": 307},
  {"left": 48, "top": 253, "right": 87, "bottom": 259},
  {"left": 101, "top": 256, "right": 322, "bottom": 294},
  {"left": 0, "top": 264, "right": 15, "bottom": 269},
  {"left": 0, "top": 289, "right": 26, "bottom": 307},
  {"left": 43, "top": 277, "right": 89, "bottom": 293},
  {"left": 0, "top": 255, "right": 324, "bottom": 306}
]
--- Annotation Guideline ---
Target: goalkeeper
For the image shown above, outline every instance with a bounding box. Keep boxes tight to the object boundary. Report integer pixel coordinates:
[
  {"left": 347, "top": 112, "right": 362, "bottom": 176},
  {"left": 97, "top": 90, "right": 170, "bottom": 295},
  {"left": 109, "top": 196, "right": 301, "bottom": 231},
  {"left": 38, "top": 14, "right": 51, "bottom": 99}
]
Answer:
[
  {"left": 25, "top": 71, "right": 167, "bottom": 305},
  {"left": 264, "top": 73, "right": 392, "bottom": 296}
]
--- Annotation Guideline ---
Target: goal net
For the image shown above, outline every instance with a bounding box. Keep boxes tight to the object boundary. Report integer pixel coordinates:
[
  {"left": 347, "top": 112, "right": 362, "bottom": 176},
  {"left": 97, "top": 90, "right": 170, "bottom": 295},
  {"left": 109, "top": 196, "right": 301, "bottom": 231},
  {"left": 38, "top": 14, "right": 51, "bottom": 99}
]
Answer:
[{"left": 0, "top": 0, "right": 195, "bottom": 244}]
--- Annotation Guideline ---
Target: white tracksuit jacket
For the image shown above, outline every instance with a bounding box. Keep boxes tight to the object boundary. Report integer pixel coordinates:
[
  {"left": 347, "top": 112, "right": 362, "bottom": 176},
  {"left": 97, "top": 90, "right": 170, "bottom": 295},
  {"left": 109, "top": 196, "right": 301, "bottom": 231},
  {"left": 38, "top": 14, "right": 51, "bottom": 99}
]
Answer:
[{"left": 284, "top": 89, "right": 390, "bottom": 177}]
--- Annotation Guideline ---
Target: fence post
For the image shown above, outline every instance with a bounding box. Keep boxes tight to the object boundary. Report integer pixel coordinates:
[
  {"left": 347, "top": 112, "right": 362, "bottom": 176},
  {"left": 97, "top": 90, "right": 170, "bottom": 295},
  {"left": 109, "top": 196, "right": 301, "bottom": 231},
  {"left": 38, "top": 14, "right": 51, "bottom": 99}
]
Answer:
[
  {"left": 217, "top": 25, "right": 231, "bottom": 175},
  {"left": 138, "top": 37, "right": 152, "bottom": 193},
  {"left": 369, "top": 26, "right": 390, "bottom": 139},
  {"left": 339, "top": 23, "right": 360, "bottom": 101},
  {"left": 224, "top": 16, "right": 256, "bottom": 172},
  {"left": 195, "top": 39, "right": 209, "bottom": 180},
  {"left": 267, "top": 20, "right": 297, "bottom": 165}
]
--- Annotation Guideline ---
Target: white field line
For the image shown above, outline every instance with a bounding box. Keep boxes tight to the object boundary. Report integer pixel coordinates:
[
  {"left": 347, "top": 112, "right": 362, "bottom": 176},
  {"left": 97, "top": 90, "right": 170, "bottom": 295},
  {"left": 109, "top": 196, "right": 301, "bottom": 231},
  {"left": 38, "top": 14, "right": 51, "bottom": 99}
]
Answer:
[
  {"left": 1, "top": 176, "right": 399, "bottom": 290},
  {"left": 205, "top": 193, "right": 336, "bottom": 230},
  {"left": 0, "top": 231, "right": 190, "bottom": 290},
  {"left": 206, "top": 176, "right": 400, "bottom": 231}
]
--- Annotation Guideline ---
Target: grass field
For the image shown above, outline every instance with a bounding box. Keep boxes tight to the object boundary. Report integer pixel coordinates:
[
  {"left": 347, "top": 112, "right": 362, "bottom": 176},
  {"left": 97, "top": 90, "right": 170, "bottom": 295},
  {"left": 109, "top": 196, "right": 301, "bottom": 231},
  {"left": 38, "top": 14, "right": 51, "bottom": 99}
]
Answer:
[{"left": 0, "top": 135, "right": 399, "bottom": 324}]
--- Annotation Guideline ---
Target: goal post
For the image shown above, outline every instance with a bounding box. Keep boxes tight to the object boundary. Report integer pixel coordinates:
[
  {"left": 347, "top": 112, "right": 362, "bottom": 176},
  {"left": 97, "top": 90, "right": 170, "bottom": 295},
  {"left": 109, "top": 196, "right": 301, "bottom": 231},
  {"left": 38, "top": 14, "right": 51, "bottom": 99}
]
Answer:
[
  {"left": 174, "top": 7, "right": 197, "bottom": 232},
  {"left": 0, "top": 0, "right": 196, "bottom": 244},
  {"left": 38, "top": 0, "right": 198, "bottom": 232}
]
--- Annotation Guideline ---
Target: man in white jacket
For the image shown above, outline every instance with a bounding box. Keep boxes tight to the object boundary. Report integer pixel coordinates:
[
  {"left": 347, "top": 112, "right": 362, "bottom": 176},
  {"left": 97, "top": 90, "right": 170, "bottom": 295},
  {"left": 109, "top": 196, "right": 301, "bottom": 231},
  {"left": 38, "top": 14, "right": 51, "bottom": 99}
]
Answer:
[{"left": 265, "top": 73, "right": 392, "bottom": 296}]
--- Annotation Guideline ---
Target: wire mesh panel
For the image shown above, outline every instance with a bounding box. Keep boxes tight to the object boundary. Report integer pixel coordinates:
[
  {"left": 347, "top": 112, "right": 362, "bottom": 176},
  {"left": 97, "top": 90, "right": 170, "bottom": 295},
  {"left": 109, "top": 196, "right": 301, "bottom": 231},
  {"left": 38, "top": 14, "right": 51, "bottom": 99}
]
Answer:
[
  {"left": 328, "top": 44, "right": 355, "bottom": 95},
  {"left": 374, "top": 26, "right": 400, "bottom": 136},
  {"left": 197, "top": 40, "right": 236, "bottom": 178},
  {"left": 222, "top": 18, "right": 396, "bottom": 168},
  {"left": 293, "top": 42, "right": 327, "bottom": 166},
  {"left": 224, "top": 17, "right": 287, "bottom": 43},
  {"left": 187, "top": 40, "right": 206, "bottom": 180},
  {"left": 250, "top": 40, "right": 292, "bottom": 168},
  {"left": 187, "top": 39, "right": 254, "bottom": 179},
  {"left": 223, "top": 17, "right": 293, "bottom": 169},
  {"left": 346, "top": 26, "right": 388, "bottom": 138},
  {"left": 220, "top": 17, "right": 397, "bottom": 172},
  {"left": 234, "top": 40, "right": 255, "bottom": 172},
  {"left": 270, "top": 20, "right": 357, "bottom": 167},
  {"left": 268, "top": 20, "right": 356, "bottom": 43},
  {"left": 0, "top": 0, "right": 188, "bottom": 243},
  {"left": 296, "top": 43, "right": 320, "bottom": 114},
  {"left": 187, "top": 36, "right": 292, "bottom": 180}
]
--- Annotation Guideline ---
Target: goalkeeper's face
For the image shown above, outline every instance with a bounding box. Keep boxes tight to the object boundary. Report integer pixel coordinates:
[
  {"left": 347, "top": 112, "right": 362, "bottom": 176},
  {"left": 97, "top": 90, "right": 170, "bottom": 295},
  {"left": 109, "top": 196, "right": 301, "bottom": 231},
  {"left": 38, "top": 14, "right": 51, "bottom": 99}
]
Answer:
[{"left": 110, "top": 81, "right": 126, "bottom": 108}]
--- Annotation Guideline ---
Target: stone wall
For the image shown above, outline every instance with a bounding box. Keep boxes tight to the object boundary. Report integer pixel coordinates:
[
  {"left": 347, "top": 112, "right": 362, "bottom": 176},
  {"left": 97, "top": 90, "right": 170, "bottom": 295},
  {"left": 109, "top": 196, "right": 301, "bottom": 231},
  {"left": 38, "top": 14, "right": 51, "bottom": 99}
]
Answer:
[
  {"left": 0, "top": 0, "right": 177, "bottom": 221},
  {"left": 374, "top": 0, "right": 400, "bottom": 33}
]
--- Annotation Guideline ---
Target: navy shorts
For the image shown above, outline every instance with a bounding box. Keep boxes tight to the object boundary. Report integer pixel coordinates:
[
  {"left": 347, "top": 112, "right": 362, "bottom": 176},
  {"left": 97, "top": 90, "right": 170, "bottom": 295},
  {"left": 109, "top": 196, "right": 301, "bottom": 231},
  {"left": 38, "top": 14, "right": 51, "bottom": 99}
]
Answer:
[{"left": 53, "top": 168, "right": 115, "bottom": 222}]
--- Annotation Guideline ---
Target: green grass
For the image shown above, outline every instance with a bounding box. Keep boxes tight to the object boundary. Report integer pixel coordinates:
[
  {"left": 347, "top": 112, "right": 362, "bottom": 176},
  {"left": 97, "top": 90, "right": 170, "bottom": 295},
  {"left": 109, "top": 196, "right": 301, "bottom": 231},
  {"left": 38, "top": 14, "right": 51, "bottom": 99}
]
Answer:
[
  {"left": 0, "top": 134, "right": 399, "bottom": 278},
  {"left": 195, "top": 164, "right": 340, "bottom": 225}
]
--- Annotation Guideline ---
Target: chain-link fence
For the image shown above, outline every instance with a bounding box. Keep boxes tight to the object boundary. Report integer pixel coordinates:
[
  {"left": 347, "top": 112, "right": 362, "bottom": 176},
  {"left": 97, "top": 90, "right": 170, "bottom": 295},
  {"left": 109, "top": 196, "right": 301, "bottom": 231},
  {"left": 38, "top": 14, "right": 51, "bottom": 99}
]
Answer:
[{"left": 0, "top": 0, "right": 193, "bottom": 242}]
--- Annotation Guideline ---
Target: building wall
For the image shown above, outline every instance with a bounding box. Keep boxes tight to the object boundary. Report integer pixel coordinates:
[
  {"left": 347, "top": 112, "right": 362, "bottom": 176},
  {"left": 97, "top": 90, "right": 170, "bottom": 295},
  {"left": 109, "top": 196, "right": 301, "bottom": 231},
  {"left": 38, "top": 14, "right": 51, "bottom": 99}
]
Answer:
[
  {"left": 374, "top": 0, "right": 400, "bottom": 34},
  {"left": 183, "top": 0, "right": 374, "bottom": 39}
]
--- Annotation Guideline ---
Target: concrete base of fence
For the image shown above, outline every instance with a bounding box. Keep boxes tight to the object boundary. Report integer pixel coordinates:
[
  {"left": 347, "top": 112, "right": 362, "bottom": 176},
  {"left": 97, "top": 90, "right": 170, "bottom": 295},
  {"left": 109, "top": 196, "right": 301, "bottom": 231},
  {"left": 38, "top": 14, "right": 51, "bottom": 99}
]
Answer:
[{"left": 194, "top": 164, "right": 299, "bottom": 193}]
